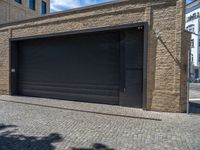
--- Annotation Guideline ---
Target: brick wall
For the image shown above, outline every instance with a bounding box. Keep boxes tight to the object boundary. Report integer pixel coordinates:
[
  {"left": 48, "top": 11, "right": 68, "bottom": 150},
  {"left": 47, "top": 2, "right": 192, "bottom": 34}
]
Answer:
[{"left": 0, "top": 0, "right": 189, "bottom": 112}]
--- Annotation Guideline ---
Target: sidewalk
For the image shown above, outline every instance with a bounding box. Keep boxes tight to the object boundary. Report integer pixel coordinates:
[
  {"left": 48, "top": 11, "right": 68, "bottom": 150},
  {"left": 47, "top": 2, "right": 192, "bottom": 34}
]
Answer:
[{"left": 0, "top": 95, "right": 200, "bottom": 149}]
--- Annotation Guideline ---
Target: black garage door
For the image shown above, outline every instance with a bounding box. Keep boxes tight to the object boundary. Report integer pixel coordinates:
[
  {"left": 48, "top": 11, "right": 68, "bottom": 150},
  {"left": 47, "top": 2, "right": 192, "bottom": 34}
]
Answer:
[{"left": 11, "top": 26, "right": 145, "bottom": 108}]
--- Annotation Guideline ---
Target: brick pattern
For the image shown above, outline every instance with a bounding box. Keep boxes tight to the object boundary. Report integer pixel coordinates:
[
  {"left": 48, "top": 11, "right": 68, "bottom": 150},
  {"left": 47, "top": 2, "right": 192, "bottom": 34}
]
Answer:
[
  {"left": 0, "top": 30, "right": 10, "bottom": 95},
  {"left": 0, "top": 0, "right": 189, "bottom": 112}
]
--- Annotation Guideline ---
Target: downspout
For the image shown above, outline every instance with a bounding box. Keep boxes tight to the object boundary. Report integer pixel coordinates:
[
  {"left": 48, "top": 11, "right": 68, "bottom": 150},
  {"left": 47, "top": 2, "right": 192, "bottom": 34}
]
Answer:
[{"left": 187, "top": 43, "right": 191, "bottom": 114}]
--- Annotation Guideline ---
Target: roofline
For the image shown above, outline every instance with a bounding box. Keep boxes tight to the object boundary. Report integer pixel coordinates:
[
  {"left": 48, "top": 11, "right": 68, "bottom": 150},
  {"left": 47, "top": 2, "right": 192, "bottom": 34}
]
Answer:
[{"left": 0, "top": 0, "right": 127, "bottom": 28}]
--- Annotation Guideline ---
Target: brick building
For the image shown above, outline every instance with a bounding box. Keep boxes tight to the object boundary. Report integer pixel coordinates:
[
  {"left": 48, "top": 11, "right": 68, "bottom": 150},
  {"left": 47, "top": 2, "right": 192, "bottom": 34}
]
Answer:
[
  {"left": 0, "top": 0, "right": 50, "bottom": 24},
  {"left": 0, "top": 0, "right": 190, "bottom": 113}
]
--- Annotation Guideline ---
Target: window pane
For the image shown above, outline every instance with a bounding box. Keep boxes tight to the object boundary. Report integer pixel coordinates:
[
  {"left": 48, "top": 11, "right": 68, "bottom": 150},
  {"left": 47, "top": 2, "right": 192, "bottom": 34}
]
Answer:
[
  {"left": 15, "top": 0, "right": 22, "bottom": 4},
  {"left": 199, "top": 39, "right": 200, "bottom": 46},
  {"left": 29, "top": 0, "right": 35, "bottom": 10},
  {"left": 199, "top": 54, "right": 200, "bottom": 62},
  {"left": 192, "top": 54, "right": 194, "bottom": 62},
  {"left": 191, "top": 39, "right": 194, "bottom": 48},
  {"left": 42, "top": 1, "right": 47, "bottom": 15},
  {"left": 187, "top": 24, "right": 195, "bottom": 32}
]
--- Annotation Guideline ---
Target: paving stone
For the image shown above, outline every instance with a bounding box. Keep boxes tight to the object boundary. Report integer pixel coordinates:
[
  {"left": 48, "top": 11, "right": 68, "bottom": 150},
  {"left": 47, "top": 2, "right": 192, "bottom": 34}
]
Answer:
[{"left": 0, "top": 96, "right": 199, "bottom": 150}]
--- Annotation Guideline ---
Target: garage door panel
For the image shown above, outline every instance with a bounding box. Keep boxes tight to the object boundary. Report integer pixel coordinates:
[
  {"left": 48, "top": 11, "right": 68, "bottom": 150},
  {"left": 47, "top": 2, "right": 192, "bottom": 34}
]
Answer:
[
  {"left": 18, "top": 33, "right": 120, "bottom": 85},
  {"left": 18, "top": 82, "right": 119, "bottom": 97},
  {"left": 18, "top": 70, "right": 120, "bottom": 85},
  {"left": 120, "top": 70, "right": 143, "bottom": 107},
  {"left": 18, "top": 88, "right": 119, "bottom": 105},
  {"left": 17, "top": 31, "right": 120, "bottom": 104},
  {"left": 17, "top": 81, "right": 119, "bottom": 90},
  {"left": 119, "top": 29, "right": 144, "bottom": 107},
  {"left": 124, "top": 30, "right": 144, "bottom": 69},
  {"left": 125, "top": 70, "right": 143, "bottom": 84}
]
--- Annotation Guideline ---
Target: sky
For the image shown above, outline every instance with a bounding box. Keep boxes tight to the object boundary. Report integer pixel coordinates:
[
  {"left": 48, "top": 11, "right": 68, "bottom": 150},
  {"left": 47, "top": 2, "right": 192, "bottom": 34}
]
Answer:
[
  {"left": 50, "top": 0, "right": 113, "bottom": 12},
  {"left": 50, "top": 0, "right": 196, "bottom": 13},
  {"left": 186, "top": 0, "right": 196, "bottom": 4}
]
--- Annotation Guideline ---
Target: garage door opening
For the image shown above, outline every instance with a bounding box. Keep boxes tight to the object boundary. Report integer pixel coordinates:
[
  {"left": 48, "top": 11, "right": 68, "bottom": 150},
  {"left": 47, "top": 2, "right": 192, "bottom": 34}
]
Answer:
[{"left": 10, "top": 23, "right": 147, "bottom": 108}]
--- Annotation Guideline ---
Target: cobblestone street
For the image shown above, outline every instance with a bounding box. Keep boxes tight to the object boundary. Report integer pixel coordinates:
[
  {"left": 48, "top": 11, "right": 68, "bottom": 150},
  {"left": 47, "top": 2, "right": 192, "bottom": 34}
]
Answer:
[{"left": 0, "top": 96, "right": 200, "bottom": 150}]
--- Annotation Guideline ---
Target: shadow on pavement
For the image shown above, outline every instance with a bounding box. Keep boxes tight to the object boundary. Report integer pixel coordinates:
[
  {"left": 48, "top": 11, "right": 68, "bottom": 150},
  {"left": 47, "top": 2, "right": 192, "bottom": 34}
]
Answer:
[
  {"left": 72, "top": 143, "right": 115, "bottom": 150},
  {"left": 0, "top": 123, "right": 63, "bottom": 150}
]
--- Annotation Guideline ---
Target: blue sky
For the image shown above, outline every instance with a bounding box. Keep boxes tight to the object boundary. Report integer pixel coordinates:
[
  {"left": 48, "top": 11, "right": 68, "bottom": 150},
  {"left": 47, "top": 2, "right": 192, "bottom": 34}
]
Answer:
[
  {"left": 186, "top": 0, "right": 196, "bottom": 4},
  {"left": 50, "top": 0, "right": 195, "bottom": 13},
  {"left": 50, "top": 0, "right": 113, "bottom": 12}
]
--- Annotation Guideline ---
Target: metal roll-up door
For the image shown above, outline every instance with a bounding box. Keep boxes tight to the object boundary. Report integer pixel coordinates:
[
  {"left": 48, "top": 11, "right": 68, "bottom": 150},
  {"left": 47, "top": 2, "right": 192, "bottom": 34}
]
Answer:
[{"left": 17, "top": 31, "right": 120, "bottom": 105}]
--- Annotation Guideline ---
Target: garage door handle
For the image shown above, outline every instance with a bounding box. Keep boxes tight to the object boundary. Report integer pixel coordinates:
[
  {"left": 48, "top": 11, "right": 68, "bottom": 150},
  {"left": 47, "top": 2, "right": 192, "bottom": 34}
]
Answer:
[{"left": 11, "top": 69, "right": 15, "bottom": 73}]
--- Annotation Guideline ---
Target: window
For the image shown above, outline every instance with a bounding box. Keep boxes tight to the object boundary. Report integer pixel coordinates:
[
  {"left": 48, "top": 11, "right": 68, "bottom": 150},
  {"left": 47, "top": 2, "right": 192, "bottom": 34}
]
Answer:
[
  {"left": 29, "top": 0, "right": 35, "bottom": 10},
  {"left": 195, "top": 69, "right": 199, "bottom": 78},
  {"left": 199, "top": 24, "right": 200, "bottom": 32},
  {"left": 187, "top": 12, "right": 200, "bottom": 22},
  {"left": 191, "top": 39, "right": 194, "bottom": 48},
  {"left": 15, "top": 0, "right": 22, "bottom": 4},
  {"left": 191, "top": 54, "right": 194, "bottom": 62},
  {"left": 187, "top": 24, "right": 195, "bottom": 32},
  {"left": 199, "top": 54, "right": 200, "bottom": 62},
  {"left": 42, "top": 1, "right": 47, "bottom": 15},
  {"left": 199, "top": 39, "right": 200, "bottom": 47}
]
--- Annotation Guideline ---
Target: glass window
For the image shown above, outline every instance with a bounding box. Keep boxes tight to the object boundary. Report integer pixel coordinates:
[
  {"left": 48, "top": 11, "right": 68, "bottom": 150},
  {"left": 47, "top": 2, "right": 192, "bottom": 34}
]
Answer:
[
  {"left": 191, "top": 39, "right": 194, "bottom": 48},
  {"left": 29, "top": 0, "right": 35, "bottom": 10},
  {"left": 15, "top": 0, "right": 22, "bottom": 4},
  {"left": 192, "top": 54, "right": 194, "bottom": 62},
  {"left": 199, "top": 39, "right": 200, "bottom": 47},
  {"left": 199, "top": 54, "right": 200, "bottom": 62},
  {"left": 187, "top": 24, "right": 195, "bottom": 32},
  {"left": 199, "top": 25, "right": 200, "bottom": 32},
  {"left": 42, "top": 1, "right": 47, "bottom": 15}
]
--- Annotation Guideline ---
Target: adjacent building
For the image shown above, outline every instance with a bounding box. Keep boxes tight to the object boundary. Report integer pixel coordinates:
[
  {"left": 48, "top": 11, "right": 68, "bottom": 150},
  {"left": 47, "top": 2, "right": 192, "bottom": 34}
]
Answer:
[
  {"left": 186, "top": 0, "right": 200, "bottom": 79},
  {"left": 0, "top": 0, "right": 50, "bottom": 24}
]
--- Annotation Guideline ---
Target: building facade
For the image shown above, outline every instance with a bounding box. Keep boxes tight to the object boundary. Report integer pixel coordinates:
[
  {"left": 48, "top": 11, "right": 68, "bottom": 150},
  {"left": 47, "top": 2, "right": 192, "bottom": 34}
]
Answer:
[
  {"left": 0, "top": 0, "right": 190, "bottom": 113},
  {"left": 0, "top": 0, "right": 50, "bottom": 24},
  {"left": 186, "top": 0, "right": 200, "bottom": 80}
]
